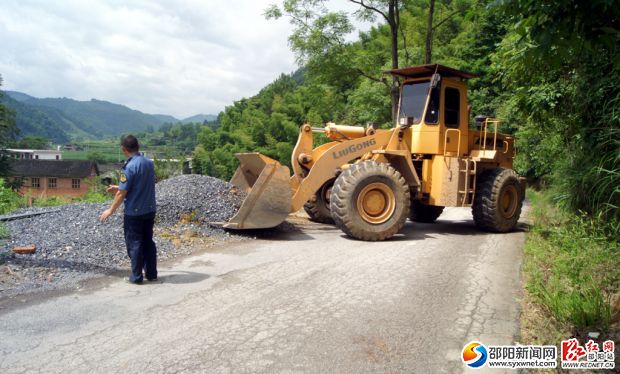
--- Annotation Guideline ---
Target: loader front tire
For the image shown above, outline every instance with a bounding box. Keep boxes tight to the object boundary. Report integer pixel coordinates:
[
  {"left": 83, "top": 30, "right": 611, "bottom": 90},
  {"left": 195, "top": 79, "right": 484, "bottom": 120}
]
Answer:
[
  {"left": 303, "top": 179, "right": 334, "bottom": 224},
  {"left": 472, "top": 168, "right": 523, "bottom": 232},
  {"left": 330, "top": 161, "right": 410, "bottom": 241},
  {"left": 409, "top": 199, "right": 444, "bottom": 223}
]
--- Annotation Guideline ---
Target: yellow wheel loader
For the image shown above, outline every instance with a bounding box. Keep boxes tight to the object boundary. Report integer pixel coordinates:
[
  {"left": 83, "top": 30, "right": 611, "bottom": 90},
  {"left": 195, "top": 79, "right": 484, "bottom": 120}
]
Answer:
[{"left": 224, "top": 64, "right": 525, "bottom": 241}]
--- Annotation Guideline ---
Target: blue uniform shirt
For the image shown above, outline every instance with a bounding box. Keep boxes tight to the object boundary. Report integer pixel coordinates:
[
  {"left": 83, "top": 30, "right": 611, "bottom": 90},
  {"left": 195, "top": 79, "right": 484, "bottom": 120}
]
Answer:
[{"left": 119, "top": 153, "right": 156, "bottom": 216}]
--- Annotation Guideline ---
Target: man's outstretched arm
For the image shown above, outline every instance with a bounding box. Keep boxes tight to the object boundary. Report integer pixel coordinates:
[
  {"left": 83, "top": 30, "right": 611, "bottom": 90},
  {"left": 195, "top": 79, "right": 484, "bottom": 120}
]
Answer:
[{"left": 100, "top": 189, "right": 127, "bottom": 221}]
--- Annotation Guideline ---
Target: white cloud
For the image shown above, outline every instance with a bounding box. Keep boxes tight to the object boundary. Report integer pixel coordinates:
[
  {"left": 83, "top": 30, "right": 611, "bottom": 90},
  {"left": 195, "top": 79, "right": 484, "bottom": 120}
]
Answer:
[{"left": 0, "top": 0, "right": 373, "bottom": 119}]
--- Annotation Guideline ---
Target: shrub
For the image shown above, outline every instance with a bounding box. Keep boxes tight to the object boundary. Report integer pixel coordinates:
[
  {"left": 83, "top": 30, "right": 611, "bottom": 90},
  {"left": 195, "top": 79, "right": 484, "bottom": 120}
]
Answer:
[{"left": 0, "top": 182, "right": 24, "bottom": 214}]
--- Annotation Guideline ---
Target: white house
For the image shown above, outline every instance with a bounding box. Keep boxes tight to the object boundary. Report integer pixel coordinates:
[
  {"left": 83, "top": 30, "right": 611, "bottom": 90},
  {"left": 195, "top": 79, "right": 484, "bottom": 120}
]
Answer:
[{"left": 5, "top": 148, "right": 62, "bottom": 160}]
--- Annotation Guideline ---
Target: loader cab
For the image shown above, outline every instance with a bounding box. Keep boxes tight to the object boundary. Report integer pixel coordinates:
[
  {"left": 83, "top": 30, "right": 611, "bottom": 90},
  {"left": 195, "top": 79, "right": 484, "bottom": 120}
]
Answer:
[{"left": 392, "top": 64, "right": 476, "bottom": 156}]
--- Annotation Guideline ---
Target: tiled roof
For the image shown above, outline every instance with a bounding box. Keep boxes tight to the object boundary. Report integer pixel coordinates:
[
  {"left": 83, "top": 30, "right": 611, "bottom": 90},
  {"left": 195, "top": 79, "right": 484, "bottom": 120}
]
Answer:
[{"left": 9, "top": 159, "right": 99, "bottom": 178}]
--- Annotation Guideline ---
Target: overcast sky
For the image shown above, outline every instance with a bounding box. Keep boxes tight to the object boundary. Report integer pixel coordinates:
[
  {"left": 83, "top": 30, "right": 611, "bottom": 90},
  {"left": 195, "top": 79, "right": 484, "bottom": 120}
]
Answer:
[{"left": 0, "top": 0, "right": 370, "bottom": 119}]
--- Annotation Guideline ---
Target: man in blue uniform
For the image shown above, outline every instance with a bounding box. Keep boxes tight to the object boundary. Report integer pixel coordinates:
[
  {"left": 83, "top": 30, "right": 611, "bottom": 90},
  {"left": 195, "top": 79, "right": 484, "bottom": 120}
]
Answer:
[{"left": 100, "top": 135, "right": 157, "bottom": 284}]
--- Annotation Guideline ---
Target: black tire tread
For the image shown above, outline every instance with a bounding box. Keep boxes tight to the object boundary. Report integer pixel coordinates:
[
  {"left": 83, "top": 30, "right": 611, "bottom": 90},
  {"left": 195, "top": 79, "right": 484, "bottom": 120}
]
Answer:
[
  {"left": 304, "top": 196, "right": 334, "bottom": 224},
  {"left": 472, "top": 168, "right": 523, "bottom": 232},
  {"left": 330, "top": 161, "right": 410, "bottom": 241}
]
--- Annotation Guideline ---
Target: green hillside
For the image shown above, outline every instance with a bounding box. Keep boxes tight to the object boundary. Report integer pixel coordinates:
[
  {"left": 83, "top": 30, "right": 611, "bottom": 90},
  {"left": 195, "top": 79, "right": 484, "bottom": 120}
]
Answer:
[
  {"left": 151, "top": 114, "right": 178, "bottom": 124},
  {"left": 18, "top": 95, "right": 170, "bottom": 137},
  {"left": 4, "top": 91, "right": 34, "bottom": 102},
  {"left": 2, "top": 91, "right": 218, "bottom": 141},
  {"left": 181, "top": 114, "right": 217, "bottom": 124},
  {"left": 0, "top": 94, "right": 71, "bottom": 143}
]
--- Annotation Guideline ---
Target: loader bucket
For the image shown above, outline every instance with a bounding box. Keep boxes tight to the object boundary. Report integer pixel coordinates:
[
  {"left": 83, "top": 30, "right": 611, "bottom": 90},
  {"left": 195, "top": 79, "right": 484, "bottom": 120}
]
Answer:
[{"left": 224, "top": 153, "right": 292, "bottom": 229}]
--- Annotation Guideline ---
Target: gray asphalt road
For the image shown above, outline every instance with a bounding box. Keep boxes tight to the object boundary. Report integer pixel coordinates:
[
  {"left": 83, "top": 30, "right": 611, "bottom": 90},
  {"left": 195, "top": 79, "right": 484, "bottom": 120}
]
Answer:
[{"left": 0, "top": 208, "right": 525, "bottom": 373}]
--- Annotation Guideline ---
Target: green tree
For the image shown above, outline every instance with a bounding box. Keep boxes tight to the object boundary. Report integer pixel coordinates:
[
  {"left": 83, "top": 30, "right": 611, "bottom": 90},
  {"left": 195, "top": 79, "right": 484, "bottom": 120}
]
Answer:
[
  {"left": 494, "top": 0, "right": 620, "bottom": 219},
  {"left": 14, "top": 135, "right": 49, "bottom": 149},
  {"left": 0, "top": 75, "right": 18, "bottom": 178},
  {"left": 266, "top": 0, "right": 404, "bottom": 121},
  {"left": 86, "top": 150, "right": 106, "bottom": 163}
]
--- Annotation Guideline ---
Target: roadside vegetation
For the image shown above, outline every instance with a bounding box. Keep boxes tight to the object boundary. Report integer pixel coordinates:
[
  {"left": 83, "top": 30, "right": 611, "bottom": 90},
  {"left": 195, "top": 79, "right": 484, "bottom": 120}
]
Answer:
[
  {"left": 0, "top": 182, "right": 23, "bottom": 215},
  {"left": 523, "top": 190, "right": 619, "bottom": 343}
]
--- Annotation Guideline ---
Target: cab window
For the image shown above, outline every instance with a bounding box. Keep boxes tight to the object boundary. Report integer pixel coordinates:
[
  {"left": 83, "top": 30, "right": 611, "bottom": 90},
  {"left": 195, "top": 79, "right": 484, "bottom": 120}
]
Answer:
[
  {"left": 444, "top": 87, "right": 460, "bottom": 128},
  {"left": 400, "top": 81, "right": 429, "bottom": 123},
  {"left": 424, "top": 83, "right": 440, "bottom": 124}
]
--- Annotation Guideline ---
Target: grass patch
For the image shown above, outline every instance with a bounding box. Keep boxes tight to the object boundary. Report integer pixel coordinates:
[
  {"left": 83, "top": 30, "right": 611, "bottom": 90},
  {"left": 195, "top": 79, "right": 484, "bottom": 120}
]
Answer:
[
  {"left": 33, "top": 196, "right": 69, "bottom": 207},
  {"left": 31, "top": 192, "right": 111, "bottom": 206},
  {"left": 0, "top": 183, "right": 26, "bottom": 215},
  {"left": 522, "top": 190, "right": 619, "bottom": 341},
  {"left": 75, "top": 190, "right": 111, "bottom": 203}
]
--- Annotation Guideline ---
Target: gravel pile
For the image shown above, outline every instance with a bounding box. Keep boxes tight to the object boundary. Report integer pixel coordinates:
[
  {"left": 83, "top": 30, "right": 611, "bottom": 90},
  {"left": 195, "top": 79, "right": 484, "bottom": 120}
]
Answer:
[
  {"left": 0, "top": 175, "right": 248, "bottom": 297},
  {"left": 5, "top": 203, "right": 132, "bottom": 269},
  {"left": 156, "top": 174, "right": 246, "bottom": 226}
]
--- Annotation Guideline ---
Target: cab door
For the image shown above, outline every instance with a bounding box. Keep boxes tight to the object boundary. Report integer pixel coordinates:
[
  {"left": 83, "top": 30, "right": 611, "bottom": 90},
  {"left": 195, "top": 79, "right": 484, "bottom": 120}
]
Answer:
[{"left": 441, "top": 81, "right": 468, "bottom": 156}]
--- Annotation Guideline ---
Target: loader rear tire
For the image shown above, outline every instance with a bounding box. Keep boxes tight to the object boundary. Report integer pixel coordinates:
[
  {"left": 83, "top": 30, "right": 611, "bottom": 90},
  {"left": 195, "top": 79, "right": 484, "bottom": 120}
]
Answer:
[
  {"left": 303, "top": 179, "right": 334, "bottom": 224},
  {"left": 472, "top": 168, "right": 523, "bottom": 232},
  {"left": 409, "top": 199, "right": 444, "bottom": 223},
  {"left": 330, "top": 161, "right": 410, "bottom": 241}
]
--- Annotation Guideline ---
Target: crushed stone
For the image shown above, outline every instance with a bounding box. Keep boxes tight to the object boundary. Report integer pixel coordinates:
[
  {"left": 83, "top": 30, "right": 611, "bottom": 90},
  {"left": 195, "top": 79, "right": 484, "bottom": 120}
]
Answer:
[{"left": 0, "top": 175, "right": 249, "bottom": 299}]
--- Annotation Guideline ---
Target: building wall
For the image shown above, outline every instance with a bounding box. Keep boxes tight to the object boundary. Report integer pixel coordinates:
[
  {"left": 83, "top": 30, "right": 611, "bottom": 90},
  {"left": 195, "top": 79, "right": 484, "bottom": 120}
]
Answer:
[
  {"left": 7, "top": 150, "right": 62, "bottom": 160},
  {"left": 33, "top": 152, "right": 62, "bottom": 160},
  {"left": 13, "top": 176, "right": 95, "bottom": 199}
]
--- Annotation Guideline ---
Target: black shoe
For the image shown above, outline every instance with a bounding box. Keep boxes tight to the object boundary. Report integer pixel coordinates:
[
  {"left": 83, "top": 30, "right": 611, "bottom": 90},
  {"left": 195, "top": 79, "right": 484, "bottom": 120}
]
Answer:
[
  {"left": 146, "top": 277, "right": 158, "bottom": 282},
  {"left": 125, "top": 277, "right": 143, "bottom": 285}
]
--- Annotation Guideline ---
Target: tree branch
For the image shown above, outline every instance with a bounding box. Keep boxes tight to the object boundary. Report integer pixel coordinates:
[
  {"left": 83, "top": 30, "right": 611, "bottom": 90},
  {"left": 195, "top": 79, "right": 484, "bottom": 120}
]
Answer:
[
  {"left": 288, "top": 13, "right": 312, "bottom": 31},
  {"left": 349, "top": 0, "right": 390, "bottom": 24},
  {"left": 353, "top": 68, "right": 388, "bottom": 86},
  {"left": 432, "top": 9, "right": 462, "bottom": 30},
  {"left": 286, "top": 13, "right": 346, "bottom": 49}
]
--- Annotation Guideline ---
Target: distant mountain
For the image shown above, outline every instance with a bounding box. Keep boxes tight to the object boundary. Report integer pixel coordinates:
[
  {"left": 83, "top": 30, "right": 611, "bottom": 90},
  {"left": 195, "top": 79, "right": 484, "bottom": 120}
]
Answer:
[
  {"left": 0, "top": 94, "right": 72, "bottom": 143},
  {"left": 22, "top": 96, "right": 169, "bottom": 137},
  {"left": 181, "top": 114, "right": 217, "bottom": 124},
  {"left": 5, "top": 91, "right": 35, "bottom": 102},
  {"left": 1, "top": 90, "right": 219, "bottom": 141},
  {"left": 151, "top": 114, "right": 179, "bottom": 124}
]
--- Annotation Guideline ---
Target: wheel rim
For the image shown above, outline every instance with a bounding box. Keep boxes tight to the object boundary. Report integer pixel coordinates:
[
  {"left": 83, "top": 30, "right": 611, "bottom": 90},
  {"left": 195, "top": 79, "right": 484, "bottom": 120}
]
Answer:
[
  {"left": 499, "top": 185, "right": 518, "bottom": 219},
  {"left": 356, "top": 182, "right": 396, "bottom": 224}
]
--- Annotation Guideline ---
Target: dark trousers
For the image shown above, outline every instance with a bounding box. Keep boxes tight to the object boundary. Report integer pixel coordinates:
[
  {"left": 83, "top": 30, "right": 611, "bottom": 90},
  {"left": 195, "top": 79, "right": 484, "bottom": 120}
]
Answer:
[{"left": 124, "top": 212, "right": 157, "bottom": 282}]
